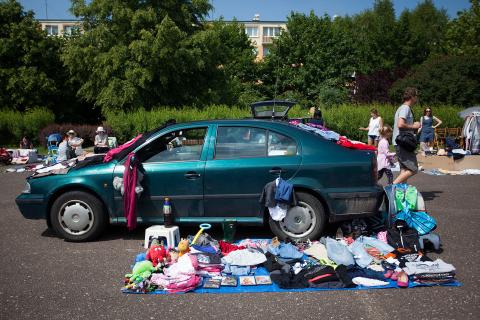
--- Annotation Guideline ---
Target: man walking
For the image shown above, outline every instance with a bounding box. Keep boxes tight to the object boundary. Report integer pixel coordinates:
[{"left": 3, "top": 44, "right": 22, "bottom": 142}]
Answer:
[{"left": 392, "top": 87, "right": 421, "bottom": 184}]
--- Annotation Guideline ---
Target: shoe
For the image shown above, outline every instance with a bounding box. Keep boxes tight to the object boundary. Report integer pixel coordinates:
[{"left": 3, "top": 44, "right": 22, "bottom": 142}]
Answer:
[
  {"left": 390, "top": 271, "right": 399, "bottom": 281},
  {"left": 384, "top": 270, "right": 394, "bottom": 279},
  {"left": 397, "top": 271, "right": 409, "bottom": 288}
]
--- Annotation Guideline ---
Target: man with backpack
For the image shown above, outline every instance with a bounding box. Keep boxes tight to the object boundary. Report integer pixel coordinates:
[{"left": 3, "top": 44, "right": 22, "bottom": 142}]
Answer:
[{"left": 392, "top": 87, "right": 421, "bottom": 184}]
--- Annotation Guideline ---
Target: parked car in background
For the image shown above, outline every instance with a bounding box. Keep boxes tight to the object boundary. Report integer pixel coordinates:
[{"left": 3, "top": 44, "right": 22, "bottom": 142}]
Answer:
[{"left": 16, "top": 101, "right": 383, "bottom": 242}]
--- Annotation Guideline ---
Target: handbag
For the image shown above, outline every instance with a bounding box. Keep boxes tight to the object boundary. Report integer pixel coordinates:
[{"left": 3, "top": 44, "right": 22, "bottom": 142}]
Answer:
[{"left": 395, "top": 131, "right": 417, "bottom": 152}]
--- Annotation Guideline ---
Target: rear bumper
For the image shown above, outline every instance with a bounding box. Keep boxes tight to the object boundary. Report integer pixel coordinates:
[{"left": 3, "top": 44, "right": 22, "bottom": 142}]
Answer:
[
  {"left": 15, "top": 194, "right": 48, "bottom": 219},
  {"left": 324, "top": 185, "right": 384, "bottom": 223}
]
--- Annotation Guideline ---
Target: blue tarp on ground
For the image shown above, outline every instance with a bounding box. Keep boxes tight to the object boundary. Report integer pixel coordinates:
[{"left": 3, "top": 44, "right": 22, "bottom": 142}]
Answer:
[{"left": 122, "top": 259, "right": 461, "bottom": 295}]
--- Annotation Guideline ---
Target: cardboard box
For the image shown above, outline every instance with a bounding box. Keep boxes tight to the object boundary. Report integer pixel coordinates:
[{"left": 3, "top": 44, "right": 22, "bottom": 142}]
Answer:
[{"left": 418, "top": 155, "right": 480, "bottom": 171}]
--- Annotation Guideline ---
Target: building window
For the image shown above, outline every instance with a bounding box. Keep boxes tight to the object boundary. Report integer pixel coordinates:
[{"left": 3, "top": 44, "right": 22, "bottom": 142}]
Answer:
[
  {"left": 263, "top": 27, "right": 281, "bottom": 37},
  {"left": 45, "top": 25, "right": 59, "bottom": 36},
  {"left": 245, "top": 27, "right": 258, "bottom": 37},
  {"left": 63, "top": 25, "right": 78, "bottom": 35},
  {"left": 263, "top": 47, "right": 270, "bottom": 56}
]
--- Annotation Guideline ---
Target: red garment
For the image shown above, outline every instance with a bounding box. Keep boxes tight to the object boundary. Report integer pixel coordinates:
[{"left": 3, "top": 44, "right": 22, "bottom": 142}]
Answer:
[
  {"left": 146, "top": 245, "right": 170, "bottom": 267},
  {"left": 103, "top": 134, "right": 142, "bottom": 162},
  {"left": 337, "top": 136, "right": 377, "bottom": 151},
  {"left": 123, "top": 153, "right": 138, "bottom": 230},
  {"left": 218, "top": 240, "right": 245, "bottom": 256}
]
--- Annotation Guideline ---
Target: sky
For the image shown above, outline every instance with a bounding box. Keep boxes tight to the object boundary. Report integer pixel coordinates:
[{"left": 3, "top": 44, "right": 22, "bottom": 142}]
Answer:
[{"left": 19, "top": 0, "right": 472, "bottom": 21}]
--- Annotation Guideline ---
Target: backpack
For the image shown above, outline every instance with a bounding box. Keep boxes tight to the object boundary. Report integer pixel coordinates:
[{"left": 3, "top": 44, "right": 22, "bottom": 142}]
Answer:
[{"left": 387, "top": 221, "right": 420, "bottom": 252}]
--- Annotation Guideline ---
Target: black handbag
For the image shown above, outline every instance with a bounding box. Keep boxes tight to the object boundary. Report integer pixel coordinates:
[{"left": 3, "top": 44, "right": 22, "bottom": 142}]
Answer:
[{"left": 395, "top": 131, "right": 417, "bottom": 152}]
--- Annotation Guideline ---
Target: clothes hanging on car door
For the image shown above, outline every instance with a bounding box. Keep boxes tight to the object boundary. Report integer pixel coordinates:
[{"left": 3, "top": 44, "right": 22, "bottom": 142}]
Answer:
[
  {"left": 260, "top": 178, "right": 297, "bottom": 221},
  {"left": 123, "top": 153, "right": 144, "bottom": 230}
]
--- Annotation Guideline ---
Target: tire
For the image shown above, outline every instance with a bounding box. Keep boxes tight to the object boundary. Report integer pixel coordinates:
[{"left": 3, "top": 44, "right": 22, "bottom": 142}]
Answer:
[
  {"left": 268, "top": 191, "right": 326, "bottom": 241},
  {"left": 50, "top": 191, "right": 107, "bottom": 242}
]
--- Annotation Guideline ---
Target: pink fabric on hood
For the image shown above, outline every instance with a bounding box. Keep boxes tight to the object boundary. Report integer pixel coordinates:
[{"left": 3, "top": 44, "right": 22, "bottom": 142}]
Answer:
[{"left": 103, "top": 134, "right": 142, "bottom": 162}]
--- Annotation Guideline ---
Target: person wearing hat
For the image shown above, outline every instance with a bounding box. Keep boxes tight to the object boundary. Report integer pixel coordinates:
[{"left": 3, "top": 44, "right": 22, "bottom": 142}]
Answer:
[
  {"left": 67, "top": 130, "right": 84, "bottom": 157},
  {"left": 94, "top": 126, "right": 110, "bottom": 154}
]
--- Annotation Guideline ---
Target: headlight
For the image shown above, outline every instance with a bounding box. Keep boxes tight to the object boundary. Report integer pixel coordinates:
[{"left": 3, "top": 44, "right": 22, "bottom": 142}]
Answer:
[{"left": 22, "top": 182, "right": 31, "bottom": 194}]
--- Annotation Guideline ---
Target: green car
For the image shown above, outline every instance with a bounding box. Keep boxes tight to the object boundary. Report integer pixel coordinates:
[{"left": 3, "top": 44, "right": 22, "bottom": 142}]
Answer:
[{"left": 16, "top": 102, "right": 382, "bottom": 242}]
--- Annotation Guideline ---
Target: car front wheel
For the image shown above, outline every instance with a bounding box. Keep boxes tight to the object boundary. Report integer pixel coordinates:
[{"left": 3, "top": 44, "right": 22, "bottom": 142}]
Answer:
[
  {"left": 50, "top": 191, "right": 107, "bottom": 242},
  {"left": 268, "top": 191, "right": 326, "bottom": 241}
]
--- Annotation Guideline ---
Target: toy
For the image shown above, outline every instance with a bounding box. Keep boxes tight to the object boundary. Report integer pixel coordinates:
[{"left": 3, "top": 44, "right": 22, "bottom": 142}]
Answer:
[
  {"left": 146, "top": 240, "right": 170, "bottom": 267},
  {"left": 169, "top": 248, "right": 179, "bottom": 263},
  {"left": 125, "top": 260, "right": 156, "bottom": 284},
  {"left": 178, "top": 238, "right": 190, "bottom": 257},
  {"left": 191, "top": 223, "right": 212, "bottom": 245}
]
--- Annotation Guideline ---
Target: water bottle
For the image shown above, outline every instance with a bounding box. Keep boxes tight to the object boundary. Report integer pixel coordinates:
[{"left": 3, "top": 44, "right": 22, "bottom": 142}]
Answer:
[{"left": 163, "top": 197, "right": 173, "bottom": 228}]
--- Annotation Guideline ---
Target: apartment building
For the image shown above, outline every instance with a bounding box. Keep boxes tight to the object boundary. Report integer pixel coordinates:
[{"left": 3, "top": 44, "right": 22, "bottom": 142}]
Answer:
[
  {"left": 37, "top": 16, "right": 286, "bottom": 60},
  {"left": 39, "top": 19, "right": 81, "bottom": 36}
]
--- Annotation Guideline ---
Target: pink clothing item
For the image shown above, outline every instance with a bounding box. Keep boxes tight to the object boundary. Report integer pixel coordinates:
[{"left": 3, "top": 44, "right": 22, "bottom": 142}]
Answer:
[
  {"left": 150, "top": 273, "right": 191, "bottom": 288},
  {"left": 377, "top": 138, "right": 395, "bottom": 171},
  {"left": 103, "top": 134, "right": 142, "bottom": 162},
  {"left": 167, "top": 275, "right": 201, "bottom": 293},
  {"left": 123, "top": 153, "right": 138, "bottom": 230},
  {"left": 377, "top": 231, "right": 388, "bottom": 244}
]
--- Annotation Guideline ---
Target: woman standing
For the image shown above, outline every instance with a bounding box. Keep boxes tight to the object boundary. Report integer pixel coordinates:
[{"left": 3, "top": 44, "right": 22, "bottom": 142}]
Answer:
[
  {"left": 359, "top": 109, "right": 383, "bottom": 146},
  {"left": 418, "top": 107, "right": 442, "bottom": 154}
]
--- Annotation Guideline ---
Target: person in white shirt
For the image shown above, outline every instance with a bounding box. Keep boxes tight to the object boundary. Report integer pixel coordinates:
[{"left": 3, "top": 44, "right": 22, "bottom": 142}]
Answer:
[
  {"left": 359, "top": 108, "right": 383, "bottom": 146},
  {"left": 94, "top": 126, "right": 110, "bottom": 154},
  {"left": 57, "top": 134, "right": 69, "bottom": 162},
  {"left": 67, "top": 130, "right": 84, "bottom": 157}
]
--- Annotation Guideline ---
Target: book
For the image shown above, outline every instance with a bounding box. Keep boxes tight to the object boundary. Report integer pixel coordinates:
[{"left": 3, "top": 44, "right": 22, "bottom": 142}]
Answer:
[
  {"left": 255, "top": 275, "right": 272, "bottom": 285},
  {"left": 203, "top": 278, "right": 221, "bottom": 289},
  {"left": 239, "top": 276, "right": 256, "bottom": 286},
  {"left": 221, "top": 276, "right": 238, "bottom": 287}
]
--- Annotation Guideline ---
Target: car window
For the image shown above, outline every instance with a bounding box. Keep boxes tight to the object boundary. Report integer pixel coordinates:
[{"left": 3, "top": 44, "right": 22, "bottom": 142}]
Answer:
[
  {"left": 140, "top": 127, "right": 207, "bottom": 163},
  {"left": 215, "top": 127, "right": 267, "bottom": 159},
  {"left": 268, "top": 131, "right": 297, "bottom": 156}
]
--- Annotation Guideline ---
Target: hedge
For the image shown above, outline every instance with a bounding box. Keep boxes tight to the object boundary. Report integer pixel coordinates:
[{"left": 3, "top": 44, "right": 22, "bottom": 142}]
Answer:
[
  {"left": 0, "top": 108, "right": 55, "bottom": 146},
  {"left": 104, "top": 104, "right": 465, "bottom": 143}
]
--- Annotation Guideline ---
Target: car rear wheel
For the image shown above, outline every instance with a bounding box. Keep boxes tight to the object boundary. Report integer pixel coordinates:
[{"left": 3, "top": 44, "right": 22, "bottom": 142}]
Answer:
[
  {"left": 268, "top": 191, "right": 326, "bottom": 241},
  {"left": 50, "top": 191, "right": 107, "bottom": 242}
]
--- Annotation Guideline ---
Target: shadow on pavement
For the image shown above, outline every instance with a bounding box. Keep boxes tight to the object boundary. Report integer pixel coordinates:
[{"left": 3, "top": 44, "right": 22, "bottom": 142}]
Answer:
[{"left": 421, "top": 190, "right": 443, "bottom": 201}]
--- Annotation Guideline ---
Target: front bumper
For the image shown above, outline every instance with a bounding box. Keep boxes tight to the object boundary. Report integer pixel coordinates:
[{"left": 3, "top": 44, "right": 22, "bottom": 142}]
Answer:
[{"left": 15, "top": 194, "right": 48, "bottom": 219}]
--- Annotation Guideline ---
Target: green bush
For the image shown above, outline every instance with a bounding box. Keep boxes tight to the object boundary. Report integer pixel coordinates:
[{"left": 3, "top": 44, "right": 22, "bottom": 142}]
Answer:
[
  {"left": 390, "top": 55, "right": 480, "bottom": 106},
  {"left": 0, "top": 108, "right": 55, "bottom": 146},
  {"left": 104, "top": 104, "right": 464, "bottom": 144}
]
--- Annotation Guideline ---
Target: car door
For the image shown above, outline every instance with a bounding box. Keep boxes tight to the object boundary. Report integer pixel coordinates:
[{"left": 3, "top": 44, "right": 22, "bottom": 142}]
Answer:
[
  {"left": 113, "top": 126, "right": 210, "bottom": 223},
  {"left": 204, "top": 125, "right": 301, "bottom": 219}
]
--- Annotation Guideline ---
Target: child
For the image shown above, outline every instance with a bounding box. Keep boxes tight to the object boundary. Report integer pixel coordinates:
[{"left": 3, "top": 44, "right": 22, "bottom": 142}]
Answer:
[{"left": 377, "top": 125, "right": 396, "bottom": 184}]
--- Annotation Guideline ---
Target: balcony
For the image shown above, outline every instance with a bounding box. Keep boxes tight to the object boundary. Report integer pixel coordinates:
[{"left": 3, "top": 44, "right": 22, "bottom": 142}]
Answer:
[{"left": 262, "top": 36, "right": 277, "bottom": 44}]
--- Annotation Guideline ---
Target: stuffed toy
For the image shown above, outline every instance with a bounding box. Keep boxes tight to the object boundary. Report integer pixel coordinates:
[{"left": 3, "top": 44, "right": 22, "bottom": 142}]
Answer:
[
  {"left": 125, "top": 260, "right": 156, "bottom": 284},
  {"left": 178, "top": 238, "right": 190, "bottom": 257},
  {"left": 146, "top": 239, "right": 170, "bottom": 267},
  {"left": 168, "top": 248, "right": 179, "bottom": 263}
]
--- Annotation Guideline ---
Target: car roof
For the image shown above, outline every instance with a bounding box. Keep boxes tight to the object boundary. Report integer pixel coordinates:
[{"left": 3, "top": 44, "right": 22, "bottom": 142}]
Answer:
[{"left": 164, "top": 118, "right": 296, "bottom": 128}]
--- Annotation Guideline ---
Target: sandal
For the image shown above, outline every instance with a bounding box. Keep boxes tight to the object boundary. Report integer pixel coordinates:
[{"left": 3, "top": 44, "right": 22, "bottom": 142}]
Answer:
[{"left": 390, "top": 271, "right": 399, "bottom": 281}]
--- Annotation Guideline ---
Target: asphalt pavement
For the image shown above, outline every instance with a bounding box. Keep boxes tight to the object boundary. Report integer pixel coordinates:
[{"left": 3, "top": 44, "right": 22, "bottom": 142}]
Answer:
[{"left": 0, "top": 170, "right": 479, "bottom": 320}]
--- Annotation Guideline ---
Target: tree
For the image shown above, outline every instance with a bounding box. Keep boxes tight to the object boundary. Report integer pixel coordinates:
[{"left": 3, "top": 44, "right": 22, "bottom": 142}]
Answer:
[
  {"left": 63, "top": 0, "right": 256, "bottom": 111},
  {"left": 259, "top": 12, "right": 356, "bottom": 105},
  {"left": 446, "top": 0, "right": 480, "bottom": 56},
  {"left": 396, "top": 0, "right": 449, "bottom": 67},
  {"left": 389, "top": 55, "right": 480, "bottom": 106},
  {"left": 0, "top": 0, "right": 60, "bottom": 111}
]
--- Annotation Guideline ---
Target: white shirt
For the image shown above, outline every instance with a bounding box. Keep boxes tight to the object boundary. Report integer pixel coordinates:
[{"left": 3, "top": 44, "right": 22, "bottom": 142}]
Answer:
[{"left": 368, "top": 117, "right": 381, "bottom": 136}]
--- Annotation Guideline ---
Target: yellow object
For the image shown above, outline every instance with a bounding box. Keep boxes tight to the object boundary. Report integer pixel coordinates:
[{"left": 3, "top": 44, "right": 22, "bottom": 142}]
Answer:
[
  {"left": 191, "top": 223, "right": 212, "bottom": 245},
  {"left": 177, "top": 238, "right": 190, "bottom": 257}
]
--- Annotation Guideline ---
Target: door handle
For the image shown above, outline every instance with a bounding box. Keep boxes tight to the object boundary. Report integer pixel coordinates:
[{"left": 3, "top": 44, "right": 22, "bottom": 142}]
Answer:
[
  {"left": 185, "top": 171, "right": 201, "bottom": 179},
  {"left": 269, "top": 167, "right": 286, "bottom": 175}
]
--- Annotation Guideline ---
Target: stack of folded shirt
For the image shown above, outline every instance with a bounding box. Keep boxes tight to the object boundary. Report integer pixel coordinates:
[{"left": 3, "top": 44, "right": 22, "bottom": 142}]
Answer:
[
  {"left": 191, "top": 252, "right": 223, "bottom": 276},
  {"left": 403, "top": 259, "right": 456, "bottom": 285}
]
